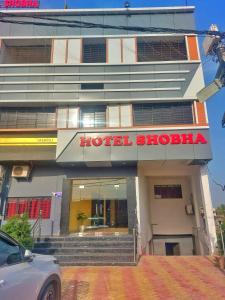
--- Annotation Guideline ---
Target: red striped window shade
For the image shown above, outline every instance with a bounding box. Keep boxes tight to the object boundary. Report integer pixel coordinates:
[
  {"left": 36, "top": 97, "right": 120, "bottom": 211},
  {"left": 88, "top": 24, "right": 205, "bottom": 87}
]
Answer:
[{"left": 6, "top": 197, "right": 51, "bottom": 219}]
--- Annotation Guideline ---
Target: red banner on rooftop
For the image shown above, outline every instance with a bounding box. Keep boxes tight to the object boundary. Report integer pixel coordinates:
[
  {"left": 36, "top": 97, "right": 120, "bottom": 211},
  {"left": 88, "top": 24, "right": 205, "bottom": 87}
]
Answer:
[{"left": 3, "top": 0, "right": 39, "bottom": 8}]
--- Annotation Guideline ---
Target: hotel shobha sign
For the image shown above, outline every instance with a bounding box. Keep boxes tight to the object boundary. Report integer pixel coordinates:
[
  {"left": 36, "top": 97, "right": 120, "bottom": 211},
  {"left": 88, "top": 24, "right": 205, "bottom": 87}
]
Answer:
[
  {"left": 2, "top": 0, "right": 40, "bottom": 8},
  {"left": 80, "top": 133, "right": 208, "bottom": 147}
]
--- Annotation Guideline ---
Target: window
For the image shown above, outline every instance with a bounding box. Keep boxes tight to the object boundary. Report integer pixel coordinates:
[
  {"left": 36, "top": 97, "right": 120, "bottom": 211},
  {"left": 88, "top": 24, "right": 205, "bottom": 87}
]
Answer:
[
  {"left": 154, "top": 185, "right": 183, "bottom": 199},
  {"left": 0, "top": 108, "right": 56, "bottom": 129},
  {"left": 80, "top": 106, "right": 106, "bottom": 128},
  {"left": 0, "top": 236, "right": 23, "bottom": 267},
  {"left": 133, "top": 102, "right": 193, "bottom": 126},
  {"left": 83, "top": 38, "right": 106, "bottom": 63},
  {"left": 137, "top": 37, "right": 187, "bottom": 62},
  {"left": 81, "top": 83, "right": 104, "bottom": 90},
  {"left": 6, "top": 197, "right": 51, "bottom": 219},
  {"left": 0, "top": 39, "right": 51, "bottom": 64}
]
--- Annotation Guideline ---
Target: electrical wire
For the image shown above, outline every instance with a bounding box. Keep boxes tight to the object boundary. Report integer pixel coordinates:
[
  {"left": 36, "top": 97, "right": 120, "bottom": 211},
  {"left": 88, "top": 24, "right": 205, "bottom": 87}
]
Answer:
[
  {"left": 207, "top": 165, "right": 225, "bottom": 191},
  {"left": 0, "top": 11, "right": 224, "bottom": 37}
]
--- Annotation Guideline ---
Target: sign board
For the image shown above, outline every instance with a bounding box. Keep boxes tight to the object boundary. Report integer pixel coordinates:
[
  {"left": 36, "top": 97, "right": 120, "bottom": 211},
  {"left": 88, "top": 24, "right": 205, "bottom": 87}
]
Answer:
[
  {"left": 56, "top": 129, "right": 212, "bottom": 163},
  {"left": 0, "top": 137, "right": 57, "bottom": 146},
  {"left": 0, "top": 0, "right": 40, "bottom": 8},
  {"left": 80, "top": 133, "right": 207, "bottom": 147}
]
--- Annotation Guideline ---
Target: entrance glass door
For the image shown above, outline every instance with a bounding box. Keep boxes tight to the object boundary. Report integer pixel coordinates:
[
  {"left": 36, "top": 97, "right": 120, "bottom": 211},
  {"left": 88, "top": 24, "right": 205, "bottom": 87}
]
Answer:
[{"left": 69, "top": 178, "right": 128, "bottom": 234}]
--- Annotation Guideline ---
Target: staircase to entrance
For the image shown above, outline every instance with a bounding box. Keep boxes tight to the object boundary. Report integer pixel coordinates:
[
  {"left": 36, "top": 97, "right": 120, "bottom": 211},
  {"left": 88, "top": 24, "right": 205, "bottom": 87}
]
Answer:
[{"left": 32, "top": 234, "right": 137, "bottom": 266}]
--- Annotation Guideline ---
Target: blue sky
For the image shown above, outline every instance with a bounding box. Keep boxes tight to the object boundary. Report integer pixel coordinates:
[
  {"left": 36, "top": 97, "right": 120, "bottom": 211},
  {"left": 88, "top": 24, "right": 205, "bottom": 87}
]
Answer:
[{"left": 38, "top": 0, "right": 225, "bottom": 206}]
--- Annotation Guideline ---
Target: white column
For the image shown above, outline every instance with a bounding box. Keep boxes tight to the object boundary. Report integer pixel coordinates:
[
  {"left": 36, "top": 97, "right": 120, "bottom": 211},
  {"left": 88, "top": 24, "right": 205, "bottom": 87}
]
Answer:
[
  {"left": 67, "top": 39, "right": 82, "bottom": 64},
  {"left": 52, "top": 39, "right": 67, "bottom": 64},
  {"left": 107, "top": 38, "right": 121, "bottom": 64},
  {"left": 135, "top": 176, "right": 142, "bottom": 255},
  {"left": 122, "top": 38, "right": 136, "bottom": 63},
  {"left": 191, "top": 174, "right": 204, "bottom": 255},
  {"left": 199, "top": 165, "right": 217, "bottom": 254}
]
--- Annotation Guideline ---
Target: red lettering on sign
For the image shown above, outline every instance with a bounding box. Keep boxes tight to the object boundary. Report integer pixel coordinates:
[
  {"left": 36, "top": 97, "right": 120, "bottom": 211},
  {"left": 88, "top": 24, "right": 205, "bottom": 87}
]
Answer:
[
  {"left": 4, "top": 0, "right": 39, "bottom": 8},
  {"left": 92, "top": 137, "right": 102, "bottom": 147},
  {"left": 181, "top": 134, "right": 194, "bottom": 144},
  {"left": 103, "top": 136, "right": 113, "bottom": 146},
  {"left": 194, "top": 133, "right": 208, "bottom": 144},
  {"left": 170, "top": 134, "right": 181, "bottom": 144},
  {"left": 159, "top": 134, "right": 170, "bottom": 145},
  {"left": 136, "top": 135, "right": 145, "bottom": 145},
  {"left": 80, "top": 137, "right": 91, "bottom": 147},
  {"left": 123, "top": 136, "right": 133, "bottom": 146},
  {"left": 79, "top": 133, "right": 208, "bottom": 147},
  {"left": 113, "top": 136, "right": 123, "bottom": 146},
  {"left": 146, "top": 135, "right": 158, "bottom": 145}
]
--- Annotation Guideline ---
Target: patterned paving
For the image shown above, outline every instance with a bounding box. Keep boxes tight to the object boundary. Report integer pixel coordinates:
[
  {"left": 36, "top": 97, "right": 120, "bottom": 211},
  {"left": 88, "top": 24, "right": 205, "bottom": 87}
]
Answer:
[{"left": 61, "top": 256, "right": 225, "bottom": 300}]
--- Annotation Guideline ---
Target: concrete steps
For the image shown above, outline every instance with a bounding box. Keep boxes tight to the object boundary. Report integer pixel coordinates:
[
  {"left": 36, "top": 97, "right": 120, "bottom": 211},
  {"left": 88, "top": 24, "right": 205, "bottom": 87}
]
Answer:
[{"left": 33, "top": 234, "right": 136, "bottom": 266}]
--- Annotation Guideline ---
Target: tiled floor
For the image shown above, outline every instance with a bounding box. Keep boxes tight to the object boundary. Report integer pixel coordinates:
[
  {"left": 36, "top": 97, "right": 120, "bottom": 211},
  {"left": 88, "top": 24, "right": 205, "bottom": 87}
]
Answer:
[{"left": 61, "top": 256, "right": 225, "bottom": 300}]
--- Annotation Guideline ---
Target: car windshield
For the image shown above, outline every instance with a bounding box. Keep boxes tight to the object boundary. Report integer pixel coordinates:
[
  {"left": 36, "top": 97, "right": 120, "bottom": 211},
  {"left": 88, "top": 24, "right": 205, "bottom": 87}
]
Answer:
[{"left": 0, "top": 236, "right": 22, "bottom": 267}]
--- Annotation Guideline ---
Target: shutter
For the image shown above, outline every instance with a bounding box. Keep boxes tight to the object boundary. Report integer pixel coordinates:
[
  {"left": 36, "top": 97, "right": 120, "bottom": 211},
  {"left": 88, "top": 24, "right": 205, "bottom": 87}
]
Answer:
[{"left": 133, "top": 103, "right": 193, "bottom": 125}]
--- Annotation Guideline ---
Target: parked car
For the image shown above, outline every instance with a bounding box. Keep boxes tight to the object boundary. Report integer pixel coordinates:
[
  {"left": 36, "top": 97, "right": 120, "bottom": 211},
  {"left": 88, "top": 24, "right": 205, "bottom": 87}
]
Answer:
[{"left": 0, "top": 230, "right": 61, "bottom": 300}]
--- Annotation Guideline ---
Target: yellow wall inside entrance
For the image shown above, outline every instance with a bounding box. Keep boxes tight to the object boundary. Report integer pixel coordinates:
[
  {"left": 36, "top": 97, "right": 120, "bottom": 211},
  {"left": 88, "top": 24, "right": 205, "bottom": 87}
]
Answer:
[{"left": 69, "top": 200, "right": 91, "bottom": 232}]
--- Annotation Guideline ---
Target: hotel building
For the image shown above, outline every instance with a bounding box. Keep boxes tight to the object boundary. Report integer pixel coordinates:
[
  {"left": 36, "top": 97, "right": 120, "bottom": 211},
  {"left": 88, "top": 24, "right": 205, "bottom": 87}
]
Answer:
[{"left": 0, "top": 6, "right": 217, "bottom": 258}]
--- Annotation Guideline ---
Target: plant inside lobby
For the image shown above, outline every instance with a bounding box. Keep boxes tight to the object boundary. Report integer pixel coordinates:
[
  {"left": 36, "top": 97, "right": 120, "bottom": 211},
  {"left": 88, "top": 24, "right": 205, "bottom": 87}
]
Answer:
[{"left": 77, "top": 212, "right": 88, "bottom": 233}]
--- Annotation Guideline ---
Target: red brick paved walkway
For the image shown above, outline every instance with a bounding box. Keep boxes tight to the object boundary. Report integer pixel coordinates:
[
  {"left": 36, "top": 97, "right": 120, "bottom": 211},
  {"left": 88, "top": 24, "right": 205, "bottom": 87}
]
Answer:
[{"left": 61, "top": 256, "right": 225, "bottom": 300}]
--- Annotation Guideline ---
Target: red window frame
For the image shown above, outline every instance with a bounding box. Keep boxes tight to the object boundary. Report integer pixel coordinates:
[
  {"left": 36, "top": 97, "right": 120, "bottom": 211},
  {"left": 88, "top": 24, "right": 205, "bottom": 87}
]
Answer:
[{"left": 6, "top": 197, "right": 51, "bottom": 219}]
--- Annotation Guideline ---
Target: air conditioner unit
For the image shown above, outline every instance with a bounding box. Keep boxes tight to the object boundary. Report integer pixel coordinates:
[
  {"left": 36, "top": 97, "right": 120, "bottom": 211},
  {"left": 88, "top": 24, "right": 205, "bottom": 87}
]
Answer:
[
  {"left": 0, "top": 165, "right": 4, "bottom": 178},
  {"left": 12, "top": 165, "right": 30, "bottom": 178}
]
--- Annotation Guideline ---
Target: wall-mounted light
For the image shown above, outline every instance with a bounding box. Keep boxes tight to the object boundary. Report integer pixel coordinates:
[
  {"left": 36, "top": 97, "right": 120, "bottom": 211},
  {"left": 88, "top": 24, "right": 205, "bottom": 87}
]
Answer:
[
  {"left": 114, "top": 184, "right": 120, "bottom": 189},
  {"left": 79, "top": 185, "right": 85, "bottom": 189}
]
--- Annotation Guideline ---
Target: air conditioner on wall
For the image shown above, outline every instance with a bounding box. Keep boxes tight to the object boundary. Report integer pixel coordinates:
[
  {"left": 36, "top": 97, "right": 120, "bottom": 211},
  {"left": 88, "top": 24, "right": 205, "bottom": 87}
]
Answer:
[{"left": 11, "top": 165, "right": 30, "bottom": 178}]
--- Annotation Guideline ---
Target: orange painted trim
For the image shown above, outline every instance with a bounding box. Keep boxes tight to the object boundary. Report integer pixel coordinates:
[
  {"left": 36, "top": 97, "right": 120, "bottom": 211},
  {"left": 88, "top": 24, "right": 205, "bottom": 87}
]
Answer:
[
  {"left": 187, "top": 36, "right": 199, "bottom": 60},
  {"left": 196, "top": 102, "right": 207, "bottom": 125}
]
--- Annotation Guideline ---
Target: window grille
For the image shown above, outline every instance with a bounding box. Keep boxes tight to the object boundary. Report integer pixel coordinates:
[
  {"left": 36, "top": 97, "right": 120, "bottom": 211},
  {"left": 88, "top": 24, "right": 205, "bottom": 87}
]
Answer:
[
  {"left": 154, "top": 185, "right": 183, "bottom": 199},
  {"left": 6, "top": 197, "right": 51, "bottom": 219},
  {"left": 83, "top": 38, "right": 106, "bottom": 63},
  {"left": 80, "top": 106, "right": 106, "bottom": 128},
  {"left": 137, "top": 37, "right": 187, "bottom": 62},
  {"left": 0, "top": 108, "right": 56, "bottom": 129},
  {"left": 3, "top": 45, "right": 51, "bottom": 64},
  {"left": 133, "top": 102, "right": 193, "bottom": 125}
]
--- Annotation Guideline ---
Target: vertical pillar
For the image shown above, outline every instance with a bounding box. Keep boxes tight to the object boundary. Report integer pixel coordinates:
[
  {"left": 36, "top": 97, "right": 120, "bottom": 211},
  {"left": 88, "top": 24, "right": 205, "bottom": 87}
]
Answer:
[
  {"left": 135, "top": 176, "right": 142, "bottom": 254},
  {"left": 199, "top": 165, "right": 217, "bottom": 254},
  {"left": 191, "top": 174, "right": 204, "bottom": 255},
  {"left": 60, "top": 179, "right": 72, "bottom": 235},
  {"left": 127, "top": 177, "right": 137, "bottom": 234}
]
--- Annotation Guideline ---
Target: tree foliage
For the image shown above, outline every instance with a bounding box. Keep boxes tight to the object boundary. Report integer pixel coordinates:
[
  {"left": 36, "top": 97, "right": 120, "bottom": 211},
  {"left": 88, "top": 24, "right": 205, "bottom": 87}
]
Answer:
[{"left": 2, "top": 214, "right": 33, "bottom": 249}]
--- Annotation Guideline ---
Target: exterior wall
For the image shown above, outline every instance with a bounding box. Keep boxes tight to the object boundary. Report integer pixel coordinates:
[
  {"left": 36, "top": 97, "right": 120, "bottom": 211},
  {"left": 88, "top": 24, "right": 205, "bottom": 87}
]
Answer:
[
  {"left": 149, "top": 177, "right": 194, "bottom": 235},
  {"left": 153, "top": 236, "right": 193, "bottom": 256}
]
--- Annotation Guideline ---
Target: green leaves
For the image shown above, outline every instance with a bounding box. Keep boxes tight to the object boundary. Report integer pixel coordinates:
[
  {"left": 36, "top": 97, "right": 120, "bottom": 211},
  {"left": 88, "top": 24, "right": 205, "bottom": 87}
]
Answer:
[{"left": 2, "top": 213, "right": 33, "bottom": 249}]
